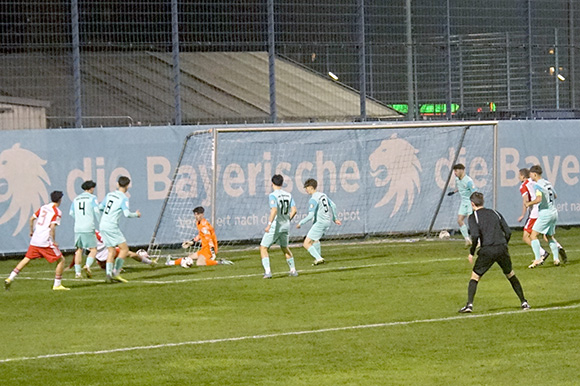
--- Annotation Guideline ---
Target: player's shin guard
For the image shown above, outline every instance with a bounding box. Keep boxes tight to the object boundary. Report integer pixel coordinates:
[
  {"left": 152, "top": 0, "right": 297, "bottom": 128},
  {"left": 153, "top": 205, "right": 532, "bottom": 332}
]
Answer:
[
  {"left": 508, "top": 275, "right": 526, "bottom": 303},
  {"left": 531, "top": 239, "right": 541, "bottom": 261},
  {"left": 467, "top": 279, "right": 478, "bottom": 305},
  {"left": 261, "top": 257, "right": 271, "bottom": 274},
  {"left": 286, "top": 257, "right": 296, "bottom": 271},
  {"left": 85, "top": 256, "right": 95, "bottom": 268},
  {"left": 548, "top": 239, "right": 559, "bottom": 262},
  {"left": 105, "top": 262, "right": 114, "bottom": 276},
  {"left": 113, "top": 258, "right": 125, "bottom": 275},
  {"left": 307, "top": 245, "right": 323, "bottom": 261},
  {"left": 459, "top": 224, "right": 469, "bottom": 239}
]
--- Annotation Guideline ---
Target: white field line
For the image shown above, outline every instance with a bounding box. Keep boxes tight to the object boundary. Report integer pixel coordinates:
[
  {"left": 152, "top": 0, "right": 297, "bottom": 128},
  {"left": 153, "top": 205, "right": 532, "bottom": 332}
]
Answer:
[
  {"left": 14, "top": 257, "right": 462, "bottom": 284},
  {"left": 16, "top": 246, "right": 579, "bottom": 279},
  {"left": 1, "top": 303, "right": 578, "bottom": 364}
]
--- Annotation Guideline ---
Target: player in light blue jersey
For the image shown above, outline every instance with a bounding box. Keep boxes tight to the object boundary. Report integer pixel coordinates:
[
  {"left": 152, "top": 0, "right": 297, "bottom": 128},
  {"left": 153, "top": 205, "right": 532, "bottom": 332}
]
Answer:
[
  {"left": 526, "top": 165, "right": 562, "bottom": 268},
  {"left": 297, "top": 178, "right": 341, "bottom": 265},
  {"left": 260, "top": 174, "right": 297, "bottom": 279},
  {"left": 448, "top": 164, "right": 477, "bottom": 246},
  {"left": 69, "top": 180, "right": 100, "bottom": 279},
  {"left": 99, "top": 176, "right": 141, "bottom": 283}
]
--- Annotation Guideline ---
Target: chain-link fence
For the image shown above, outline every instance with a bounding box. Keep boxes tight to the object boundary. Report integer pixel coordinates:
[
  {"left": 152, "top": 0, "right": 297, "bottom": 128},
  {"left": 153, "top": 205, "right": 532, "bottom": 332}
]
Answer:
[{"left": 1, "top": 0, "right": 579, "bottom": 129}]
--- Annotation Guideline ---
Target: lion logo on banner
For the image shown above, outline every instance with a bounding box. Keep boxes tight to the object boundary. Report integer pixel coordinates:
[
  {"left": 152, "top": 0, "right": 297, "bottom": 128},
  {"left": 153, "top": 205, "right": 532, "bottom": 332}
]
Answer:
[
  {"left": 369, "top": 134, "right": 422, "bottom": 217},
  {"left": 0, "top": 143, "right": 51, "bottom": 236}
]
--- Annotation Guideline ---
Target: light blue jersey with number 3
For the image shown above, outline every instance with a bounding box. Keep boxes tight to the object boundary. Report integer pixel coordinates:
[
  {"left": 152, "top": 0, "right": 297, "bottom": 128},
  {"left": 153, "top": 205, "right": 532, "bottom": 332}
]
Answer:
[{"left": 268, "top": 189, "right": 295, "bottom": 232}]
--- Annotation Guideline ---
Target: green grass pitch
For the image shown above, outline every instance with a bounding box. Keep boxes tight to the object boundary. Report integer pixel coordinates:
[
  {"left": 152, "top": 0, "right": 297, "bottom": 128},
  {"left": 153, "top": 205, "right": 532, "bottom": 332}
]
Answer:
[{"left": 1, "top": 229, "right": 580, "bottom": 385}]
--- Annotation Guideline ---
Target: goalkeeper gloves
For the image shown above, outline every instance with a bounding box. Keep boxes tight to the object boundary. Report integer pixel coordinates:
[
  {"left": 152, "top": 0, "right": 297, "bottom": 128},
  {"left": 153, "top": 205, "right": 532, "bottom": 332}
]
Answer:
[{"left": 447, "top": 191, "right": 456, "bottom": 196}]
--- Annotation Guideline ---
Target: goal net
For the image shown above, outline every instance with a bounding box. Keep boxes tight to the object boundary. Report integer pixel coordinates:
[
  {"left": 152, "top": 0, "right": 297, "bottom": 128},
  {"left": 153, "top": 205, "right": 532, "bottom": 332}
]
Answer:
[{"left": 148, "top": 122, "right": 496, "bottom": 259}]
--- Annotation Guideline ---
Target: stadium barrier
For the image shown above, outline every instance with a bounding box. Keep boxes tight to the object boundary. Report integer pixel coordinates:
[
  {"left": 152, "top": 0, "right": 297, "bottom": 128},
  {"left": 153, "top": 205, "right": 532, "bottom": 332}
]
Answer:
[{"left": 0, "top": 120, "right": 579, "bottom": 254}]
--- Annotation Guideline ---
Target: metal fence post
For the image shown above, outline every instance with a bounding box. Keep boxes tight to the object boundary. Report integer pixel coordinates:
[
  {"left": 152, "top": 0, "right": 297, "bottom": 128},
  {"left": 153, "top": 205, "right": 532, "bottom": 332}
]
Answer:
[
  {"left": 267, "top": 0, "right": 277, "bottom": 123},
  {"left": 358, "top": 0, "right": 367, "bottom": 121},
  {"left": 171, "top": 0, "right": 182, "bottom": 126},
  {"left": 71, "top": 0, "right": 82, "bottom": 128}
]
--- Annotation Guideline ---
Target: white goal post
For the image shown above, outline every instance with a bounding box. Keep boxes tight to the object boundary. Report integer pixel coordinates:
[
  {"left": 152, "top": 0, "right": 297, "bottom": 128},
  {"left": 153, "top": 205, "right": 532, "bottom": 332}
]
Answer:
[{"left": 148, "top": 121, "right": 498, "bottom": 258}]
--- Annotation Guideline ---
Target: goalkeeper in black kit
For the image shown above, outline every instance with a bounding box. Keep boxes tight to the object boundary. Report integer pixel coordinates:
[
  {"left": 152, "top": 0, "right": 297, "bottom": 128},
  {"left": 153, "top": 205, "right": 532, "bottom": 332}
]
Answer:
[{"left": 459, "top": 192, "right": 530, "bottom": 313}]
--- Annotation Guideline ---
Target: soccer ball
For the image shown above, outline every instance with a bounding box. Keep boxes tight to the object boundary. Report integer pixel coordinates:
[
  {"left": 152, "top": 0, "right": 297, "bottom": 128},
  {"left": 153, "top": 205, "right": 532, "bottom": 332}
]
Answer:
[
  {"left": 180, "top": 256, "right": 194, "bottom": 268},
  {"left": 438, "top": 230, "right": 451, "bottom": 240},
  {"left": 136, "top": 249, "right": 149, "bottom": 258}
]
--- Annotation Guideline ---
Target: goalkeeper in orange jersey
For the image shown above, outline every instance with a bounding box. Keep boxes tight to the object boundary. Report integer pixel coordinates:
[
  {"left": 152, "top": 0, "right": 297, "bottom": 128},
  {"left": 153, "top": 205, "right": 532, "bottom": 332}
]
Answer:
[{"left": 165, "top": 206, "right": 233, "bottom": 268}]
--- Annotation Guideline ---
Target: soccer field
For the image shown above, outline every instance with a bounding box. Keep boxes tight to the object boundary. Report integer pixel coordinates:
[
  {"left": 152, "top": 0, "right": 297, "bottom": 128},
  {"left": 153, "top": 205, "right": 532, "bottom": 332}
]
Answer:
[{"left": 1, "top": 229, "right": 580, "bottom": 385}]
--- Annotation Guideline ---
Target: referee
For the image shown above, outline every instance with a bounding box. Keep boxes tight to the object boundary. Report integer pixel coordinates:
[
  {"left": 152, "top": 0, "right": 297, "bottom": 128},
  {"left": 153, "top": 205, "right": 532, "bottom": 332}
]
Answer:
[{"left": 459, "top": 192, "right": 530, "bottom": 313}]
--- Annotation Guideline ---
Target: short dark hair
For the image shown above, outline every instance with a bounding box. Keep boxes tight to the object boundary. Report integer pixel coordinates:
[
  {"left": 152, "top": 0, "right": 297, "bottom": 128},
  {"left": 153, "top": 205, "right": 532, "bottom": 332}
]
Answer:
[
  {"left": 452, "top": 163, "right": 465, "bottom": 171},
  {"left": 193, "top": 206, "right": 204, "bottom": 214},
  {"left": 470, "top": 191, "right": 484, "bottom": 207},
  {"left": 50, "top": 191, "right": 64, "bottom": 203},
  {"left": 118, "top": 176, "right": 131, "bottom": 188},
  {"left": 271, "top": 174, "right": 284, "bottom": 187},
  {"left": 81, "top": 180, "right": 96, "bottom": 191},
  {"left": 303, "top": 178, "right": 318, "bottom": 189},
  {"left": 519, "top": 168, "right": 530, "bottom": 178},
  {"left": 530, "top": 165, "right": 543, "bottom": 175}
]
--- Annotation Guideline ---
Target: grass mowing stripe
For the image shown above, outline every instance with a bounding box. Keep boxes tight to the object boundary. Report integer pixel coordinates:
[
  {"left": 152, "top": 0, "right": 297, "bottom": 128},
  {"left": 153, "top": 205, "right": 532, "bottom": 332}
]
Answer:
[{"left": 1, "top": 303, "right": 578, "bottom": 364}]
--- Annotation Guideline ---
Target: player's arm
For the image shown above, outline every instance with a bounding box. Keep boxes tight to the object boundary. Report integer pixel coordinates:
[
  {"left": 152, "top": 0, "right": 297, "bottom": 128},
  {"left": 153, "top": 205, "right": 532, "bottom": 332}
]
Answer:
[
  {"left": 49, "top": 223, "right": 58, "bottom": 247},
  {"left": 209, "top": 224, "right": 218, "bottom": 256},
  {"left": 29, "top": 215, "right": 37, "bottom": 237},
  {"left": 69, "top": 202, "right": 75, "bottom": 219},
  {"left": 297, "top": 199, "right": 316, "bottom": 228},
  {"left": 92, "top": 197, "right": 102, "bottom": 223},
  {"left": 467, "top": 215, "right": 479, "bottom": 260},
  {"left": 289, "top": 198, "right": 297, "bottom": 221},
  {"left": 526, "top": 190, "right": 542, "bottom": 207},
  {"left": 121, "top": 198, "right": 141, "bottom": 218},
  {"left": 518, "top": 193, "right": 529, "bottom": 222},
  {"left": 498, "top": 212, "right": 511, "bottom": 243},
  {"left": 328, "top": 198, "right": 341, "bottom": 225},
  {"left": 265, "top": 207, "right": 277, "bottom": 232}
]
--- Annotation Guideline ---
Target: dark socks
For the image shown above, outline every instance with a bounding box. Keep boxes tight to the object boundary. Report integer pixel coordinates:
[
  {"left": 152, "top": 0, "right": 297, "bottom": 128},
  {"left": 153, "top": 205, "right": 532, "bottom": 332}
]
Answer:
[
  {"left": 508, "top": 275, "right": 526, "bottom": 303},
  {"left": 467, "top": 279, "right": 478, "bottom": 305}
]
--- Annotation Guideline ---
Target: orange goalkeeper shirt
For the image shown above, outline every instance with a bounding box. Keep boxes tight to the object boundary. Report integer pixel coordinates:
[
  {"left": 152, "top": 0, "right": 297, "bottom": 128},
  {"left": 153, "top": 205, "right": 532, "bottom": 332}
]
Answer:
[{"left": 195, "top": 218, "right": 218, "bottom": 257}]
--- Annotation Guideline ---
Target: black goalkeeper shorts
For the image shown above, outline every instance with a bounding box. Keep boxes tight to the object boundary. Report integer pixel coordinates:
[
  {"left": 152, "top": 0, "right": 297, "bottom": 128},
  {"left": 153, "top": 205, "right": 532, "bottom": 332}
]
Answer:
[{"left": 473, "top": 245, "right": 512, "bottom": 277}]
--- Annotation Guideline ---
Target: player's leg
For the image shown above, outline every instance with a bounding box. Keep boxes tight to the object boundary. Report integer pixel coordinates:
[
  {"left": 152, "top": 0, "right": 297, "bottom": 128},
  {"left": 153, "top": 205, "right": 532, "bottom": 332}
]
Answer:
[
  {"left": 305, "top": 224, "right": 325, "bottom": 264},
  {"left": 459, "top": 249, "right": 492, "bottom": 313},
  {"left": 105, "top": 247, "right": 117, "bottom": 281},
  {"left": 524, "top": 219, "right": 548, "bottom": 261},
  {"left": 457, "top": 203, "right": 471, "bottom": 245},
  {"left": 546, "top": 218, "right": 560, "bottom": 265},
  {"left": 4, "top": 257, "right": 32, "bottom": 289},
  {"left": 83, "top": 247, "right": 97, "bottom": 278},
  {"left": 260, "top": 232, "right": 274, "bottom": 278},
  {"left": 52, "top": 255, "right": 70, "bottom": 290},
  {"left": 280, "top": 233, "right": 297, "bottom": 276},
  {"left": 112, "top": 243, "right": 130, "bottom": 282},
  {"left": 73, "top": 248, "right": 83, "bottom": 278}
]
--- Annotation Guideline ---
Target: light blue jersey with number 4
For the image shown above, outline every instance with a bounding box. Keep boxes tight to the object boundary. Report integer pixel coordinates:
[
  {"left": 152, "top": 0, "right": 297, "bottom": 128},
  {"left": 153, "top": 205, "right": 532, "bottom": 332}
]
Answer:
[
  {"left": 69, "top": 192, "right": 100, "bottom": 233},
  {"left": 269, "top": 189, "right": 295, "bottom": 232},
  {"left": 534, "top": 179, "right": 557, "bottom": 211}
]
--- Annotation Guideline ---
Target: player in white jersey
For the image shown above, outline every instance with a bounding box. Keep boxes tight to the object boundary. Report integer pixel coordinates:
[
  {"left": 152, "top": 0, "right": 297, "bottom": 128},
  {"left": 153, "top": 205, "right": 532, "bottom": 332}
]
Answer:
[
  {"left": 448, "top": 164, "right": 477, "bottom": 246},
  {"left": 260, "top": 174, "right": 297, "bottom": 278},
  {"left": 526, "top": 165, "right": 564, "bottom": 268},
  {"left": 4, "top": 191, "right": 69, "bottom": 291},
  {"left": 99, "top": 176, "right": 141, "bottom": 283},
  {"left": 297, "top": 178, "right": 341, "bottom": 265},
  {"left": 69, "top": 180, "right": 100, "bottom": 279}
]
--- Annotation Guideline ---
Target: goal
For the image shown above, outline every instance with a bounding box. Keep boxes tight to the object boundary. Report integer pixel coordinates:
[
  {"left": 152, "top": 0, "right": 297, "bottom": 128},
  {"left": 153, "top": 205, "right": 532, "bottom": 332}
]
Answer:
[{"left": 148, "top": 122, "right": 497, "bottom": 259}]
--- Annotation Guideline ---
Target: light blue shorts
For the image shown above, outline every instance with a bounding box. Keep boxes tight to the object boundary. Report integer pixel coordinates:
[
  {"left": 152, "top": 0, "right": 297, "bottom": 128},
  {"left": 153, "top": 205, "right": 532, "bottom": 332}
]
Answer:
[
  {"left": 99, "top": 228, "right": 127, "bottom": 247},
  {"left": 532, "top": 209, "right": 558, "bottom": 236},
  {"left": 307, "top": 222, "right": 330, "bottom": 241},
  {"left": 74, "top": 232, "right": 98, "bottom": 249},
  {"left": 260, "top": 230, "right": 289, "bottom": 248},
  {"left": 458, "top": 201, "right": 473, "bottom": 217}
]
